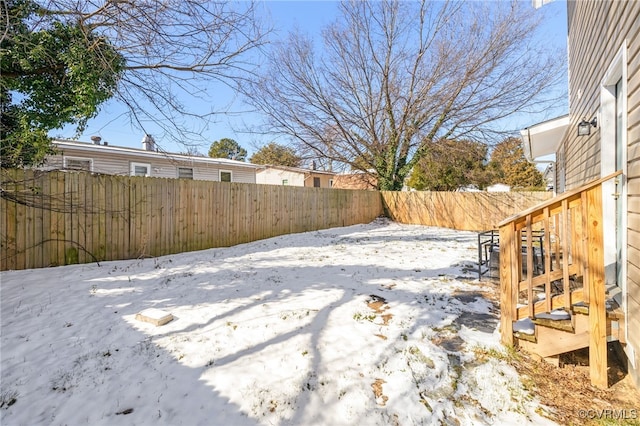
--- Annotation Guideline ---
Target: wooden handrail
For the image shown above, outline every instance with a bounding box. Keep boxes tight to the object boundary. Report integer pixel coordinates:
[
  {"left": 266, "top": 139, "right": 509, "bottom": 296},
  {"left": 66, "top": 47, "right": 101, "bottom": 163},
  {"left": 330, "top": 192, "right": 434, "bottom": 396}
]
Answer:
[{"left": 498, "top": 170, "right": 622, "bottom": 227}]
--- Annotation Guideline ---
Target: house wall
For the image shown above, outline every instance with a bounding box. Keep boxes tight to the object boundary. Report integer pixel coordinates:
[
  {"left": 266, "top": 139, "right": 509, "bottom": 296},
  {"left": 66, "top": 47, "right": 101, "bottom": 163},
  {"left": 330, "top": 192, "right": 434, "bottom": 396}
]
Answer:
[
  {"left": 255, "top": 168, "right": 335, "bottom": 188},
  {"left": 45, "top": 143, "right": 256, "bottom": 183},
  {"left": 332, "top": 173, "right": 378, "bottom": 190},
  {"left": 303, "top": 173, "right": 334, "bottom": 188},
  {"left": 256, "top": 169, "right": 305, "bottom": 186},
  {"left": 564, "top": 0, "right": 640, "bottom": 386}
]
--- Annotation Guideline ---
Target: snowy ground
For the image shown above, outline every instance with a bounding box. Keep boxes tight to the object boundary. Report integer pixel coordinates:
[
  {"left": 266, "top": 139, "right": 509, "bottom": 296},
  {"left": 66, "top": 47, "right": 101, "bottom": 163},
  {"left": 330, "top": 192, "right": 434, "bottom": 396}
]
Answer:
[{"left": 0, "top": 219, "right": 555, "bottom": 426}]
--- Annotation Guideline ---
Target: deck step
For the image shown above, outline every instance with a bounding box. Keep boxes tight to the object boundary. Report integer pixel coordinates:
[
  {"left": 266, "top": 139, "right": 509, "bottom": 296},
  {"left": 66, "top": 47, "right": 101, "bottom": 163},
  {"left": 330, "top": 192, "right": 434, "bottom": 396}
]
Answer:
[
  {"left": 572, "top": 302, "right": 589, "bottom": 315},
  {"left": 514, "top": 310, "right": 624, "bottom": 357},
  {"left": 513, "top": 317, "right": 537, "bottom": 342},
  {"left": 531, "top": 309, "right": 573, "bottom": 332},
  {"left": 514, "top": 331, "right": 536, "bottom": 343},
  {"left": 517, "top": 313, "right": 590, "bottom": 358},
  {"left": 571, "top": 300, "right": 625, "bottom": 320},
  {"left": 608, "top": 306, "right": 625, "bottom": 320},
  {"left": 532, "top": 317, "right": 574, "bottom": 333}
]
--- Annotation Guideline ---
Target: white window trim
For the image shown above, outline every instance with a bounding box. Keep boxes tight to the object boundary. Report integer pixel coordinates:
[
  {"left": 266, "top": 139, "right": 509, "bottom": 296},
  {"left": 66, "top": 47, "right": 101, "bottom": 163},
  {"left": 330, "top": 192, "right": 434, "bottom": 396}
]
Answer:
[
  {"left": 131, "top": 162, "right": 151, "bottom": 177},
  {"left": 219, "top": 170, "right": 233, "bottom": 182},
  {"left": 63, "top": 156, "right": 93, "bottom": 172},
  {"left": 600, "top": 41, "right": 629, "bottom": 355}
]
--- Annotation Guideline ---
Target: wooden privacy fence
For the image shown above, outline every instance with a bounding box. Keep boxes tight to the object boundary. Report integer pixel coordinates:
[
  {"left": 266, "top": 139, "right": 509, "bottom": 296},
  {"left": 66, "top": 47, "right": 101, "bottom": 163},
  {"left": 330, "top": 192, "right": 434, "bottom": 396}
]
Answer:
[
  {"left": 1, "top": 169, "right": 554, "bottom": 271},
  {"left": 381, "top": 190, "right": 553, "bottom": 231},
  {"left": 0, "top": 169, "right": 384, "bottom": 271}
]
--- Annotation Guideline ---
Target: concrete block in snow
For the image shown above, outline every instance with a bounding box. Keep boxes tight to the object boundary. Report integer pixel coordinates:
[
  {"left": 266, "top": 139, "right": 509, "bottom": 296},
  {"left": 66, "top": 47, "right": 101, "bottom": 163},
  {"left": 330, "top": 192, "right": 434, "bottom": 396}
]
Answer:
[{"left": 136, "top": 308, "right": 173, "bottom": 326}]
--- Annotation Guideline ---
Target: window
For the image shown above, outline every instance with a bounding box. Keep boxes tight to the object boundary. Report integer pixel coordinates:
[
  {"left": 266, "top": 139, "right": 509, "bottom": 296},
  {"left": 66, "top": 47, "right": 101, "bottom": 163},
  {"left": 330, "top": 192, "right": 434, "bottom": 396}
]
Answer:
[
  {"left": 177, "top": 167, "right": 194, "bottom": 179},
  {"left": 282, "top": 179, "right": 289, "bottom": 185},
  {"left": 131, "top": 162, "right": 151, "bottom": 177},
  {"left": 63, "top": 157, "right": 92, "bottom": 172},
  {"left": 329, "top": 179, "right": 334, "bottom": 188},
  {"left": 313, "top": 177, "right": 321, "bottom": 187},
  {"left": 220, "top": 170, "right": 232, "bottom": 182}
]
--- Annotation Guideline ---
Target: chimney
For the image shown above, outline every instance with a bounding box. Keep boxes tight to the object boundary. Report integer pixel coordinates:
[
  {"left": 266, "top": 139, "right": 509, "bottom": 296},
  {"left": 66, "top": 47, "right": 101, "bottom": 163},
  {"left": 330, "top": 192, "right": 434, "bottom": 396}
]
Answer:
[
  {"left": 311, "top": 160, "right": 316, "bottom": 170},
  {"left": 142, "top": 134, "right": 155, "bottom": 151},
  {"left": 91, "top": 136, "right": 102, "bottom": 145}
]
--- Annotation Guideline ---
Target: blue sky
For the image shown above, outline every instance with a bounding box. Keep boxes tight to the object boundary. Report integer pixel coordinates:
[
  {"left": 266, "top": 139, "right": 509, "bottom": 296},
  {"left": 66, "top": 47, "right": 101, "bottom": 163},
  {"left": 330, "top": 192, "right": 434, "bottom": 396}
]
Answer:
[{"left": 51, "top": 0, "right": 568, "bottom": 157}]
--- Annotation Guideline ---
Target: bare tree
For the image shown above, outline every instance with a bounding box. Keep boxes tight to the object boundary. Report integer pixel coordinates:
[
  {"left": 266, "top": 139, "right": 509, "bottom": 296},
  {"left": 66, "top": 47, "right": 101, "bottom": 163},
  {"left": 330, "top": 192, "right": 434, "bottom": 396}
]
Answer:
[
  {"left": 241, "top": 0, "right": 565, "bottom": 190},
  {"left": 23, "top": 0, "right": 269, "bottom": 146}
]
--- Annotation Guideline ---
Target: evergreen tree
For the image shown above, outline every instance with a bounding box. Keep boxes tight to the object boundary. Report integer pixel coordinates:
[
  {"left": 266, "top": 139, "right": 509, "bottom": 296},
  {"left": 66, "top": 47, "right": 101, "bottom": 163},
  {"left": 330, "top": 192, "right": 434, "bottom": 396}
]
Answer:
[
  {"left": 208, "top": 138, "right": 247, "bottom": 161},
  {"left": 407, "top": 139, "right": 490, "bottom": 191},
  {"left": 1, "top": 0, "right": 124, "bottom": 168},
  {"left": 488, "top": 137, "right": 545, "bottom": 190},
  {"left": 249, "top": 143, "right": 301, "bottom": 167}
]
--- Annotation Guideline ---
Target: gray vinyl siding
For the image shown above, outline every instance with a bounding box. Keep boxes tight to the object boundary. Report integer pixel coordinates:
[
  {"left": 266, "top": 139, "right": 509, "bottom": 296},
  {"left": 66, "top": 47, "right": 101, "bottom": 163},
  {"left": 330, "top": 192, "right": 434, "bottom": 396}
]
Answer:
[
  {"left": 44, "top": 143, "right": 257, "bottom": 184},
  {"left": 624, "top": 1, "right": 640, "bottom": 388},
  {"left": 564, "top": 1, "right": 638, "bottom": 189},
  {"left": 565, "top": 0, "right": 640, "bottom": 386}
]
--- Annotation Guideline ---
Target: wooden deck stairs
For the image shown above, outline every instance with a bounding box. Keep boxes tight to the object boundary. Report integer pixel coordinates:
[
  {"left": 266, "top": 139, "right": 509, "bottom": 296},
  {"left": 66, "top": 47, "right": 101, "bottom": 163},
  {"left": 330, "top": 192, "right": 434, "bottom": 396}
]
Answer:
[
  {"left": 498, "top": 171, "right": 624, "bottom": 388},
  {"left": 514, "top": 289, "right": 625, "bottom": 359}
]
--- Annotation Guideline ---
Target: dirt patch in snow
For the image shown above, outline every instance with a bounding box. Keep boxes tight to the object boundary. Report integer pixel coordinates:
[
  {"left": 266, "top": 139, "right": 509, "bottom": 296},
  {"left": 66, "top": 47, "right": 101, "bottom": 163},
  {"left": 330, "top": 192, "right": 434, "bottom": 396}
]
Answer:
[
  {"left": 367, "top": 294, "right": 393, "bottom": 326},
  {"left": 371, "top": 379, "right": 388, "bottom": 407}
]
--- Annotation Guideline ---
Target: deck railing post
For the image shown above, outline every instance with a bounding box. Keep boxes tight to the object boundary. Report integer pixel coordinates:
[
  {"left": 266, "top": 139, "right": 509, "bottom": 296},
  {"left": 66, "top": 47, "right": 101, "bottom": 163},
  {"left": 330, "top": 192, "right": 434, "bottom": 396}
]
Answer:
[
  {"left": 525, "top": 216, "right": 534, "bottom": 318},
  {"left": 561, "top": 199, "right": 571, "bottom": 308},
  {"left": 543, "top": 207, "right": 552, "bottom": 313},
  {"left": 585, "top": 185, "right": 607, "bottom": 389},
  {"left": 500, "top": 222, "right": 516, "bottom": 345}
]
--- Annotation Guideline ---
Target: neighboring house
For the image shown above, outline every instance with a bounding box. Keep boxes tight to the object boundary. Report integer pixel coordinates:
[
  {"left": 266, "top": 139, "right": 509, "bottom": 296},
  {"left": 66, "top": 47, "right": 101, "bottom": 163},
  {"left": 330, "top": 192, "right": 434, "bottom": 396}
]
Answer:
[
  {"left": 255, "top": 165, "right": 335, "bottom": 188},
  {"left": 44, "top": 137, "right": 260, "bottom": 183},
  {"left": 541, "top": 163, "right": 555, "bottom": 192},
  {"left": 486, "top": 184, "right": 511, "bottom": 193},
  {"left": 332, "top": 172, "right": 378, "bottom": 190},
  {"left": 457, "top": 185, "right": 481, "bottom": 192},
  {"left": 512, "top": 1, "right": 639, "bottom": 388}
]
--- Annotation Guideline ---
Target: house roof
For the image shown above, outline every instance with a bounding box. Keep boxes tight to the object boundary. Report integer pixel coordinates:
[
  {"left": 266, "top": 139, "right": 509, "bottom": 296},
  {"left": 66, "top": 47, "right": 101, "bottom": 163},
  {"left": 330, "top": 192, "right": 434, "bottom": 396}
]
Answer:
[
  {"left": 256, "top": 164, "right": 336, "bottom": 175},
  {"left": 52, "top": 139, "right": 262, "bottom": 169},
  {"left": 519, "top": 114, "right": 569, "bottom": 161}
]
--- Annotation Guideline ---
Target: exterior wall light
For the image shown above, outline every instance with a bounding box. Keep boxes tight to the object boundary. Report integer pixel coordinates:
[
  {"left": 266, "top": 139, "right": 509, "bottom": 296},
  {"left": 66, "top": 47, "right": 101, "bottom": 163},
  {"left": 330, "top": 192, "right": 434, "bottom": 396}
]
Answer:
[{"left": 577, "top": 117, "right": 597, "bottom": 136}]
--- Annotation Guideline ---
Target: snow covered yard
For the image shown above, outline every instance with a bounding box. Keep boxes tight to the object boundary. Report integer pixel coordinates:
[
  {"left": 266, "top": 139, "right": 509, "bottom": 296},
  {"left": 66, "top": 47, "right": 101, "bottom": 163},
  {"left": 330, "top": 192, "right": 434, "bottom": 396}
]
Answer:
[{"left": 0, "top": 219, "right": 554, "bottom": 425}]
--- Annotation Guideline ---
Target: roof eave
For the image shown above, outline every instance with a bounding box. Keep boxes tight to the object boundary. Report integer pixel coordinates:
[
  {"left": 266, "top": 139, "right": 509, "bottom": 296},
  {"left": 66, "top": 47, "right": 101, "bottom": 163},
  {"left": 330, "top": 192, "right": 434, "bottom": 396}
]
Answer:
[
  {"left": 520, "top": 114, "right": 570, "bottom": 161},
  {"left": 52, "top": 139, "right": 262, "bottom": 169}
]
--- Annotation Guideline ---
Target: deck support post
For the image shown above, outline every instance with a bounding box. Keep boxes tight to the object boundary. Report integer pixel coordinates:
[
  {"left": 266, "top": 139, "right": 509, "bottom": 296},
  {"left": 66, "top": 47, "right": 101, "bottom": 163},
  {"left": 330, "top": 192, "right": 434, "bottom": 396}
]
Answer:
[
  {"left": 500, "top": 223, "right": 516, "bottom": 346},
  {"left": 586, "top": 185, "right": 608, "bottom": 389}
]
